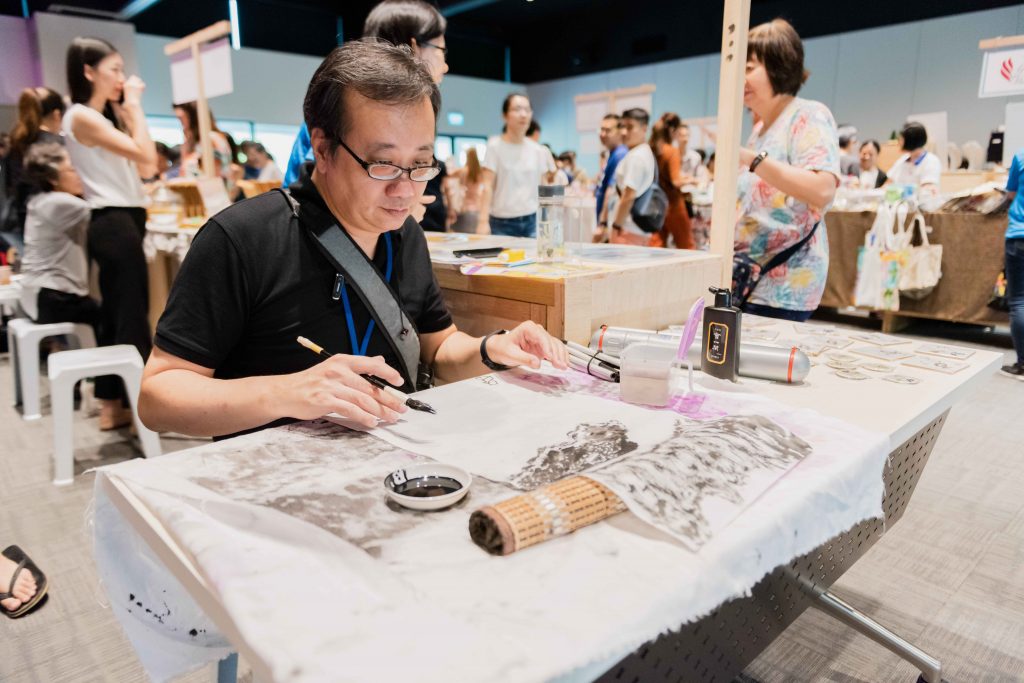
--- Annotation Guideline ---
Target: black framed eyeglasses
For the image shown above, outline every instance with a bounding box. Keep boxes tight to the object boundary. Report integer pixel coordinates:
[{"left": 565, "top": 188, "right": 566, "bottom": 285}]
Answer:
[
  {"left": 421, "top": 42, "right": 448, "bottom": 57},
  {"left": 337, "top": 139, "right": 441, "bottom": 182}
]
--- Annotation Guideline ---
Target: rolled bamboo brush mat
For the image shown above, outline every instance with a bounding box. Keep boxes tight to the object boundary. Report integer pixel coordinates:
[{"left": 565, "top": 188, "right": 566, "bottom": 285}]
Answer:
[{"left": 469, "top": 476, "right": 627, "bottom": 555}]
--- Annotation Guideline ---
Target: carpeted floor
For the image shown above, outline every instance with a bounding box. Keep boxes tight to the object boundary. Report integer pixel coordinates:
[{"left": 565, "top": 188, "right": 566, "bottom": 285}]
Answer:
[{"left": 1, "top": 317, "right": 1022, "bottom": 682}]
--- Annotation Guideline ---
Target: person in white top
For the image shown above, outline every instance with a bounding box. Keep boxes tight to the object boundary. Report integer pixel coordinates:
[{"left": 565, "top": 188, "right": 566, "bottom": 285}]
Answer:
[
  {"left": 885, "top": 121, "right": 941, "bottom": 193},
  {"left": 856, "top": 139, "right": 887, "bottom": 189},
  {"left": 63, "top": 36, "right": 157, "bottom": 430},
  {"left": 675, "top": 123, "right": 703, "bottom": 190},
  {"left": 478, "top": 93, "right": 555, "bottom": 237},
  {"left": 607, "top": 108, "right": 658, "bottom": 245},
  {"left": 246, "top": 143, "right": 284, "bottom": 183}
]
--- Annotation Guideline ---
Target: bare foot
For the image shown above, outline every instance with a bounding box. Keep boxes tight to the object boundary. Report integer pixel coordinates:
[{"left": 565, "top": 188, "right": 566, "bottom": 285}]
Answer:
[{"left": 1, "top": 555, "right": 37, "bottom": 613}]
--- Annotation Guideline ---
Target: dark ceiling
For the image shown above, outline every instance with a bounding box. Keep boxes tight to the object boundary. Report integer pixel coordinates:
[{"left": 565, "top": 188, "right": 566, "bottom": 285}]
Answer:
[{"left": 2, "top": 0, "right": 1020, "bottom": 83}]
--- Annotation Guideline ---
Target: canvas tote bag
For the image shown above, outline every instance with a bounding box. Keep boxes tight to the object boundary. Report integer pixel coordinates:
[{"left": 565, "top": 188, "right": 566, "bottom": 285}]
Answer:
[{"left": 897, "top": 211, "right": 942, "bottom": 300}]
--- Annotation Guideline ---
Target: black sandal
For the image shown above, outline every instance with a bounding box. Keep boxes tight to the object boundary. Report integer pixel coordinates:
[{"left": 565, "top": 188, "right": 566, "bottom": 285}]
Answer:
[{"left": 1, "top": 545, "right": 48, "bottom": 619}]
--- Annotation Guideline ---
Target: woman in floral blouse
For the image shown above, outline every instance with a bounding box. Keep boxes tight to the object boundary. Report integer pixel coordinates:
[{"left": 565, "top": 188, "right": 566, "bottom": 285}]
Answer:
[{"left": 735, "top": 18, "right": 840, "bottom": 321}]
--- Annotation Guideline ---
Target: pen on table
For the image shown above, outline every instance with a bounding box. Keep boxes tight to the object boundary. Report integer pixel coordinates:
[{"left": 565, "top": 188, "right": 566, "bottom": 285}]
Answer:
[
  {"left": 562, "top": 339, "right": 620, "bottom": 368},
  {"left": 565, "top": 346, "right": 620, "bottom": 372},
  {"left": 296, "top": 336, "right": 436, "bottom": 415},
  {"left": 568, "top": 355, "right": 619, "bottom": 382}
]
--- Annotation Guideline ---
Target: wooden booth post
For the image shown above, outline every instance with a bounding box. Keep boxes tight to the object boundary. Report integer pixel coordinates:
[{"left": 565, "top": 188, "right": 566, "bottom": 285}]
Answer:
[
  {"left": 708, "top": 0, "right": 751, "bottom": 288},
  {"left": 164, "top": 21, "right": 232, "bottom": 179}
]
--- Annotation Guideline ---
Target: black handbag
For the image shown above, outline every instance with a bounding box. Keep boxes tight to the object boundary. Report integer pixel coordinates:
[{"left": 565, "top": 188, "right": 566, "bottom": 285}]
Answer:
[
  {"left": 732, "top": 222, "right": 820, "bottom": 306},
  {"left": 630, "top": 165, "right": 668, "bottom": 234}
]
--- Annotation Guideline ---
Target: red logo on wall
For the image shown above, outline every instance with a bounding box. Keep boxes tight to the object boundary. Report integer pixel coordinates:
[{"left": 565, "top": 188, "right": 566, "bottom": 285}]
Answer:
[{"left": 1001, "top": 57, "right": 1024, "bottom": 84}]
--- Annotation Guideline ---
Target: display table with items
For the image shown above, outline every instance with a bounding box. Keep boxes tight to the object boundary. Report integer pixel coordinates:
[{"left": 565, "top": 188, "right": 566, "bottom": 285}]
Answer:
[
  {"left": 91, "top": 316, "right": 999, "bottom": 683},
  {"left": 426, "top": 234, "right": 720, "bottom": 344},
  {"left": 143, "top": 222, "right": 201, "bottom": 332},
  {"left": 822, "top": 209, "right": 1008, "bottom": 331}
]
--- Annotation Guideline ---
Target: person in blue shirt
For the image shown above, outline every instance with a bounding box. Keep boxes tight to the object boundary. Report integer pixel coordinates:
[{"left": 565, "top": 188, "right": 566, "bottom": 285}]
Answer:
[
  {"left": 284, "top": 0, "right": 449, "bottom": 187},
  {"left": 1002, "top": 146, "right": 1024, "bottom": 380},
  {"left": 596, "top": 113, "right": 628, "bottom": 230}
]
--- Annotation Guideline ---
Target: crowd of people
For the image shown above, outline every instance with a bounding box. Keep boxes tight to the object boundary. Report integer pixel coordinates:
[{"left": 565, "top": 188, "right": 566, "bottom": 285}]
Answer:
[{"left": 0, "top": 0, "right": 1022, "bottom": 622}]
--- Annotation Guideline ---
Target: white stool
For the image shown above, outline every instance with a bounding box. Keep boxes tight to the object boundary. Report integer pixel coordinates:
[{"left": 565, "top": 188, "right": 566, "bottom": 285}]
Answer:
[
  {"left": 8, "top": 318, "right": 96, "bottom": 420},
  {"left": 0, "top": 283, "right": 22, "bottom": 318},
  {"left": 47, "top": 345, "right": 161, "bottom": 485}
]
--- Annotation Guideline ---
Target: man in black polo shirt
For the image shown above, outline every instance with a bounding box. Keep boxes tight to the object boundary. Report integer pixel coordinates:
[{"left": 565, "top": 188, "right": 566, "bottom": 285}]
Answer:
[{"left": 139, "top": 41, "right": 568, "bottom": 438}]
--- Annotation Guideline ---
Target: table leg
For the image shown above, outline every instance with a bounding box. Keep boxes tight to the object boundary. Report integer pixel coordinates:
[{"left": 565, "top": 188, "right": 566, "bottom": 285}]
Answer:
[
  {"left": 216, "top": 653, "right": 238, "bottom": 683},
  {"left": 882, "top": 312, "right": 911, "bottom": 334},
  {"left": 813, "top": 590, "right": 943, "bottom": 683}
]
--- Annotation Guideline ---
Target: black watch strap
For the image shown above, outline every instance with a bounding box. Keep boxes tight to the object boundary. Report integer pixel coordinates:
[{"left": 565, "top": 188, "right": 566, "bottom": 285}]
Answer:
[
  {"left": 480, "top": 329, "right": 513, "bottom": 371},
  {"left": 749, "top": 150, "right": 769, "bottom": 173}
]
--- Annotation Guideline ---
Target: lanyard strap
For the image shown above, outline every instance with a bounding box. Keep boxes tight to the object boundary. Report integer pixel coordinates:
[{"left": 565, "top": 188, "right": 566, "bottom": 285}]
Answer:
[{"left": 340, "top": 233, "right": 393, "bottom": 356}]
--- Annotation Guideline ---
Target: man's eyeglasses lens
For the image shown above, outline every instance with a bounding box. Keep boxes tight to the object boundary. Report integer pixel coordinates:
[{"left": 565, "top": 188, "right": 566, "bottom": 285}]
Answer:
[{"left": 367, "top": 164, "right": 440, "bottom": 182}]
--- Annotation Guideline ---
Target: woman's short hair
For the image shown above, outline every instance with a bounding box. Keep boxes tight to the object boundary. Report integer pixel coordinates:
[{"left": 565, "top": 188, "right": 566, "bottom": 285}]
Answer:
[
  {"left": 23, "top": 142, "right": 68, "bottom": 193},
  {"left": 304, "top": 40, "right": 440, "bottom": 156},
  {"left": 747, "top": 18, "right": 808, "bottom": 97},
  {"left": 900, "top": 122, "right": 928, "bottom": 151},
  {"left": 860, "top": 139, "right": 881, "bottom": 154},
  {"left": 363, "top": 0, "right": 446, "bottom": 46}
]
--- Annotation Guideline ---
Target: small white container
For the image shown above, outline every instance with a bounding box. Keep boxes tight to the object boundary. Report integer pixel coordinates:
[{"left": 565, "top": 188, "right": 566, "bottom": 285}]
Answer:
[
  {"left": 619, "top": 342, "right": 679, "bottom": 407},
  {"left": 384, "top": 463, "right": 472, "bottom": 511}
]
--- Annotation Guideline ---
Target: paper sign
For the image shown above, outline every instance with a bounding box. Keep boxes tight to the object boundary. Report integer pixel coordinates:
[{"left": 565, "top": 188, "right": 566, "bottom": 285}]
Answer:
[
  {"left": 901, "top": 355, "right": 968, "bottom": 374},
  {"left": 576, "top": 98, "right": 611, "bottom": 132},
  {"left": 851, "top": 345, "right": 914, "bottom": 362},
  {"left": 979, "top": 48, "right": 1024, "bottom": 98},
  {"left": 915, "top": 343, "right": 975, "bottom": 360},
  {"left": 196, "top": 177, "right": 230, "bottom": 215},
  {"left": 170, "top": 37, "right": 234, "bottom": 105}
]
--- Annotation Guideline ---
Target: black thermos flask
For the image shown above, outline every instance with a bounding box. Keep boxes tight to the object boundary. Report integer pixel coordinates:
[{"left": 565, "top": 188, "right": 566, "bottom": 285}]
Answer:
[{"left": 702, "top": 287, "right": 741, "bottom": 381}]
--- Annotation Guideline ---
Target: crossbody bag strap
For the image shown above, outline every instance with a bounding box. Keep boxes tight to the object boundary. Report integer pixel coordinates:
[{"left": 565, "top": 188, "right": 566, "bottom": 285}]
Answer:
[
  {"left": 744, "top": 221, "right": 820, "bottom": 302},
  {"left": 277, "top": 189, "right": 421, "bottom": 387},
  {"left": 759, "top": 221, "right": 820, "bottom": 275}
]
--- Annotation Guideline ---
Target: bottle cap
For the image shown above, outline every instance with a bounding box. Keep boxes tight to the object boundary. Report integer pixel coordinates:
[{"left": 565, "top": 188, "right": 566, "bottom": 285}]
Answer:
[
  {"left": 709, "top": 286, "right": 732, "bottom": 308},
  {"left": 538, "top": 185, "right": 565, "bottom": 197}
]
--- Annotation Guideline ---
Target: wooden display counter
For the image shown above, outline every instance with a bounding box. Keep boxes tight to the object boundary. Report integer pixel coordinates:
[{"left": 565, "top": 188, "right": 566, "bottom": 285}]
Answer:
[
  {"left": 821, "top": 210, "right": 1009, "bottom": 331},
  {"left": 427, "top": 235, "right": 721, "bottom": 344}
]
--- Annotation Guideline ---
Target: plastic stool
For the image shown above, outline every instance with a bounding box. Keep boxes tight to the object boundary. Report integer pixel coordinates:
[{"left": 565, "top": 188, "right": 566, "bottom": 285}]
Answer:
[
  {"left": 47, "top": 345, "right": 161, "bottom": 485},
  {"left": 0, "top": 283, "right": 22, "bottom": 318},
  {"left": 8, "top": 318, "right": 96, "bottom": 420}
]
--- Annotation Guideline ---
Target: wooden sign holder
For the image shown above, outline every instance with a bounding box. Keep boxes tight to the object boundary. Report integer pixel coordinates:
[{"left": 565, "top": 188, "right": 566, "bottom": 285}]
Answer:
[
  {"left": 708, "top": 0, "right": 751, "bottom": 287},
  {"left": 164, "top": 20, "right": 232, "bottom": 179}
]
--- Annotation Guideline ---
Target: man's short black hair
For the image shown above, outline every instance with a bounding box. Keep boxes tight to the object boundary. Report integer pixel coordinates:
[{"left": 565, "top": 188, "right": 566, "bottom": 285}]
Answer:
[
  {"left": 747, "top": 18, "right": 808, "bottom": 97},
  {"left": 900, "top": 122, "right": 928, "bottom": 152},
  {"left": 303, "top": 39, "right": 440, "bottom": 157},
  {"left": 621, "top": 108, "right": 649, "bottom": 127},
  {"left": 602, "top": 113, "right": 620, "bottom": 122}
]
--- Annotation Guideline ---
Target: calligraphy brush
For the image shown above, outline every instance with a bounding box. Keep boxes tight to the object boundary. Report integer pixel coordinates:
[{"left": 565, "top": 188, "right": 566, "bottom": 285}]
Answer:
[{"left": 296, "top": 336, "right": 436, "bottom": 414}]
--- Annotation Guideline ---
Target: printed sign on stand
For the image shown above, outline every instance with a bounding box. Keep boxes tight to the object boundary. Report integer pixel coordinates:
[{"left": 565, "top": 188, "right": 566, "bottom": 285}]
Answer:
[
  {"left": 978, "top": 47, "right": 1024, "bottom": 98},
  {"left": 170, "top": 37, "right": 234, "bottom": 105}
]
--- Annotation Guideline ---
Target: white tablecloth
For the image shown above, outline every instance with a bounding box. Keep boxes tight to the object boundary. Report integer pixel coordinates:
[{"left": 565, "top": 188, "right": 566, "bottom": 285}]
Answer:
[{"left": 92, "top": 374, "right": 888, "bottom": 683}]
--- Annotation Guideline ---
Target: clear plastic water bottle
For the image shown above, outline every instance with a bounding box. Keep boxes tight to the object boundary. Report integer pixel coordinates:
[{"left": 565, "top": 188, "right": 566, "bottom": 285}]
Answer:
[{"left": 537, "top": 184, "right": 565, "bottom": 262}]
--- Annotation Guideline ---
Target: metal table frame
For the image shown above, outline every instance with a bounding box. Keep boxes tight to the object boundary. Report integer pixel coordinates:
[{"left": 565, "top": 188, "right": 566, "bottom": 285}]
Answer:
[{"left": 598, "top": 411, "right": 951, "bottom": 683}]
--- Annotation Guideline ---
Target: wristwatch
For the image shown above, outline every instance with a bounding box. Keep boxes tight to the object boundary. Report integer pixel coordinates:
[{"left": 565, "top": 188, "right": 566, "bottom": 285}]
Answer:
[
  {"left": 749, "top": 150, "right": 769, "bottom": 173},
  {"left": 480, "top": 329, "right": 513, "bottom": 371}
]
